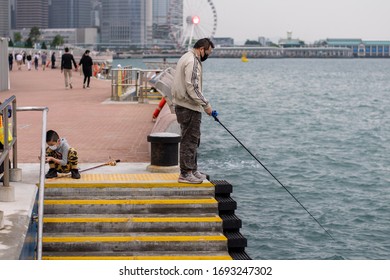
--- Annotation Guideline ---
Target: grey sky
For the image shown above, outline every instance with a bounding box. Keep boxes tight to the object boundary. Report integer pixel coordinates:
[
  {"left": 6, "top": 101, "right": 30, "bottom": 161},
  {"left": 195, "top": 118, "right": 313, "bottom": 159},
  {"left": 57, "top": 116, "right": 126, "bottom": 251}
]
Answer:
[{"left": 212, "top": 0, "right": 390, "bottom": 43}]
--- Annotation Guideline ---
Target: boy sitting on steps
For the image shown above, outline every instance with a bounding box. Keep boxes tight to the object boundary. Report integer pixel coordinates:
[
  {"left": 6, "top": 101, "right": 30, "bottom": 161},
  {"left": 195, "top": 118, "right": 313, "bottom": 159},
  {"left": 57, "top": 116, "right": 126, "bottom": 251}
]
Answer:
[{"left": 45, "top": 130, "right": 80, "bottom": 179}]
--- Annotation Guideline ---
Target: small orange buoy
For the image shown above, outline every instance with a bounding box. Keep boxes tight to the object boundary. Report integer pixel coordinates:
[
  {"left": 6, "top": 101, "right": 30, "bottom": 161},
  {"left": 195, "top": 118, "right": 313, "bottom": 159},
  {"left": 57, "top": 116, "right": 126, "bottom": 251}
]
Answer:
[{"left": 152, "top": 98, "right": 166, "bottom": 121}]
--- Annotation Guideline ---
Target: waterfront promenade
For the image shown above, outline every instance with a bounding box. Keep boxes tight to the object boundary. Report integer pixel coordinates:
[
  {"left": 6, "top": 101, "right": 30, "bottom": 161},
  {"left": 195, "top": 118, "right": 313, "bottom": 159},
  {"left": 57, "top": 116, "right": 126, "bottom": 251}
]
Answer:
[{"left": 2, "top": 66, "right": 157, "bottom": 164}]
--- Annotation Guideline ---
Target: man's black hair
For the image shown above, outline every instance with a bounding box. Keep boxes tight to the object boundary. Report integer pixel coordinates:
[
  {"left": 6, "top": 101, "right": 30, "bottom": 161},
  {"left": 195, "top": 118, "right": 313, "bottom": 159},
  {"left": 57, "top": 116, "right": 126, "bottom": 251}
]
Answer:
[
  {"left": 64, "top": 47, "right": 69, "bottom": 52},
  {"left": 193, "top": 38, "right": 215, "bottom": 50},
  {"left": 46, "top": 130, "right": 59, "bottom": 142}
]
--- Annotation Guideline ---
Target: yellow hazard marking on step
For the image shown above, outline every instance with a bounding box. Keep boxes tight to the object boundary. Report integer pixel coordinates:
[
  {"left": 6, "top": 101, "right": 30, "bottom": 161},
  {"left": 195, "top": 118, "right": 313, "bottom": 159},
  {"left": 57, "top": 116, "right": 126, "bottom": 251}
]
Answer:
[
  {"left": 43, "top": 216, "right": 222, "bottom": 223},
  {"left": 44, "top": 198, "right": 217, "bottom": 205},
  {"left": 43, "top": 173, "right": 214, "bottom": 188},
  {"left": 43, "top": 235, "right": 227, "bottom": 243},
  {"left": 43, "top": 182, "right": 214, "bottom": 188},
  {"left": 43, "top": 255, "right": 233, "bottom": 260}
]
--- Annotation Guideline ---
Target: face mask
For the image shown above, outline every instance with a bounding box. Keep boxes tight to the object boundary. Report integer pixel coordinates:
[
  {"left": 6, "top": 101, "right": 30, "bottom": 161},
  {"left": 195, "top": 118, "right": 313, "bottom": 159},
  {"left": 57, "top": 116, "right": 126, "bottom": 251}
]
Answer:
[
  {"left": 200, "top": 53, "right": 209, "bottom": 62},
  {"left": 199, "top": 48, "right": 210, "bottom": 62},
  {"left": 49, "top": 145, "right": 58, "bottom": 151}
]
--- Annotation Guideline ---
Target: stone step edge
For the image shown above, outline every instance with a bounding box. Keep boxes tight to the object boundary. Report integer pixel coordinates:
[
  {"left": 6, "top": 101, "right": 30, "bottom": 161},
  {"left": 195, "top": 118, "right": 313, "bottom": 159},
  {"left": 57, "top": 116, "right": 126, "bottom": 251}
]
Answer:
[
  {"left": 42, "top": 234, "right": 227, "bottom": 243},
  {"left": 43, "top": 216, "right": 223, "bottom": 224},
  {"left": 43, "top": 198, "right": 218, "bottom": 205},
  {"left": 42, "top": 254, "right": 233, "bottom": 260}
]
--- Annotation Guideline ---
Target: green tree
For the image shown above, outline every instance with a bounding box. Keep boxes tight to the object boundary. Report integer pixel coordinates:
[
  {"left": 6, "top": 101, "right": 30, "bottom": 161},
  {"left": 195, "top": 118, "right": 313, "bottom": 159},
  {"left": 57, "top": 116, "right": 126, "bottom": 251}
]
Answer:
[
  {"left": 13, "top": 32, "right": 22, "bottom": 43},
  {"left": 29, "top": 27, "right": 41, "bottom": 45},
  {"left": 41, "top": 41, "right": 47, "bottom": 49},
  {"left": 244, "top": 39, "right": 260, "bottom": 46},
  {"left": 51, "top": 35, "right": 64, "bottom": 48},
  {"left": 8, "top": 39, "right": 14, "bottom": 47},
  {"left": 25, "top": 37, "right": 33, "bottom": 48}
]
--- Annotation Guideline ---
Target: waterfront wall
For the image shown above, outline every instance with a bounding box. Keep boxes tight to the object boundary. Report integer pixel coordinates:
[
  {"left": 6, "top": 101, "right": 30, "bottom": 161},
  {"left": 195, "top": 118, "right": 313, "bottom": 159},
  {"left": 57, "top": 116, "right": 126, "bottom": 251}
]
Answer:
[
  {"left": 0, "top": 37, "right": 9, "bottom": 91},
  {"left": 151, "top": 103, "right": 179, "bottom": 135},
  {"left": 212, "top": 46, "right": 353, "bottom": 58}
]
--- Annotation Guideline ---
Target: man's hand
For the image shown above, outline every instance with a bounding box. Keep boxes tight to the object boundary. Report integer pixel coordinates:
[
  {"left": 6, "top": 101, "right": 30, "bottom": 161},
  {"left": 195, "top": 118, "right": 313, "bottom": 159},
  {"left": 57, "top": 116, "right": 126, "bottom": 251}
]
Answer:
[{"left": 205, "top": 107, "right": 213, "bottom": 116}]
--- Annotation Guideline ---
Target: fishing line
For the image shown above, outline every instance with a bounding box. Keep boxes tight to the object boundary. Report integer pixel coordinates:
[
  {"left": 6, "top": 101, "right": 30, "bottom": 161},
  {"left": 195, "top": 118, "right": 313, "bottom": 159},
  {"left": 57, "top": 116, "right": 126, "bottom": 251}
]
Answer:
[{"left": 212, "top": 113, "right": 335, "bottom": 241}]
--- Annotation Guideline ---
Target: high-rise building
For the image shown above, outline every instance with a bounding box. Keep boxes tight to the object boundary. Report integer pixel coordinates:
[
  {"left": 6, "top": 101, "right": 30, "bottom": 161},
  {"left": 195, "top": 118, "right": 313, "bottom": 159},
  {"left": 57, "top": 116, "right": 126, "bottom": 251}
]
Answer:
[
  {"left": 0, "top": 0, "right": 10, "bottom": 37},
  {"left": 49, "top": 0, "right": 92, "bottom": 28},
  {"left": 91, "top": 0, "right": 102, "bottom": 28},
  {"left": 152, "top": 0, "right": 170, "bottom": 44},
  {"left": 100, "top": 0, "right": 152, "bottom": 48},
  {"left": 13, "top": 0, "right": 49, "bottom": 29}
]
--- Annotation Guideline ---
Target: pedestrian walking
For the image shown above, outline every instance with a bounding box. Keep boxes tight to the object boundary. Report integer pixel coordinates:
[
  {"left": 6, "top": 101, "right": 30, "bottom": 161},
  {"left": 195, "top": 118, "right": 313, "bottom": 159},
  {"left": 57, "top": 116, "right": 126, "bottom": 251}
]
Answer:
[
  {"left": 26, "top": 53, "right": 32, "bottom": 71},
  {"left": 61, "top": 47, "right": 78, "bottom": 89},
  {"left": 16, "top": 53, "right": 23, "bottom": 70},
  {"left": 34, "top": 53, "right": 40, "bottom": 70},
  {"left": 51, "top": 52, "right": 56, "bottom": 69},
  {"left": 41, "top": 52, "right": 47, "bottom": 71},
  {"left": 8, "top": 53, "right": 13, "bottom": 71},
  {"left": 79, "top": 50, "right": 93, "bottom": 89}
]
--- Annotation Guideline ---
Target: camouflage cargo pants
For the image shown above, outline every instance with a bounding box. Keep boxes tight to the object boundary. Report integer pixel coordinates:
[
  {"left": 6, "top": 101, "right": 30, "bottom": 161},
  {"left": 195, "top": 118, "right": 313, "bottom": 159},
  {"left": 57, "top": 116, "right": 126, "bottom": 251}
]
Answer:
[
  {"left": 46, "top": 147, "right": 79, "bottom": 173},
  {"left": 175, "top": 106, "right": 202, "bottom": 174}
]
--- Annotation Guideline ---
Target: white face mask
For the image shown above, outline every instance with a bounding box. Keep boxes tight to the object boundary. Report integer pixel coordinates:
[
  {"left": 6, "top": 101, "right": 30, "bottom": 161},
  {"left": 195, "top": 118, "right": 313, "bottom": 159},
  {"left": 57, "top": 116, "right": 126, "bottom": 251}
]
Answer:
[{"left": 49, "top": 145, "right": 58, "bottom": 151}]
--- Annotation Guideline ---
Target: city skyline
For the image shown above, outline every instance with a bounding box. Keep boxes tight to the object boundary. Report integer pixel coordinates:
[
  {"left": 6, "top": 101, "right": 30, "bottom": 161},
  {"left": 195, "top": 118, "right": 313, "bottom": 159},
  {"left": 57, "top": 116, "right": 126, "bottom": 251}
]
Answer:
[
  {"left": 3, "top": 0, "right": 390, "bottom": 46},
  {"left": 212, "top": 0, "right": 390, "bottom": 43}
]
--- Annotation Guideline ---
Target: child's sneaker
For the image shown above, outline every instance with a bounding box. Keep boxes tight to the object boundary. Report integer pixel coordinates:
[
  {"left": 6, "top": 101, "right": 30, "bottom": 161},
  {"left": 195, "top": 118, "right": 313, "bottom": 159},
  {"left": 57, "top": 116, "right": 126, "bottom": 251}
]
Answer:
[
  {"left": 71, "top": 169, "right": 81, "bottom": 179},
  {"left": 178, "top": 172, "right": 202, "bottom": 184},
  {"left": 45, "top": 168, "right": 58, "bottom": 179}
]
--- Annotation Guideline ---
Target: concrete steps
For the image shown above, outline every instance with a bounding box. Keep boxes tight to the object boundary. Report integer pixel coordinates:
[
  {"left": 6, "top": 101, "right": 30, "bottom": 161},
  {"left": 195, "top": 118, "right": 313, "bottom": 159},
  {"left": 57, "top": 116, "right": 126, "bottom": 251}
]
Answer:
[
  {"left": 41, "top": 173, "right": 232, "bottom": 260},
  {"left": 42, "top": 232, "right": 228, "bottom": 252},
  {"left": 43, "top": 214, "right": 223, "bottom": 233},
  {"left": 43, "top": 197, "right": 218, "bottom": 214},
  {"left": 42, "top": 251, "right": 232, "bottom": 260}
]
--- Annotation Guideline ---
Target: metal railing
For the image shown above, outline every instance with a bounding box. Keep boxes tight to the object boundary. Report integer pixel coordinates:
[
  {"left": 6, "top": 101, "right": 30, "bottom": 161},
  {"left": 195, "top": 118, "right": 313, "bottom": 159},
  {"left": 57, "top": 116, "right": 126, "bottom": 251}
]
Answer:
[
  {"left": 0, "top": 96, "right": 49, "bottom": 260},
  {"left": 16, "top": 106, "right": 49, "bottom": 260},
  {"left": 0, "top": 96, "right": 17, "bottom": 189},
  {"left": 110, "top": 67, "right": 163, "bottom": 102}
]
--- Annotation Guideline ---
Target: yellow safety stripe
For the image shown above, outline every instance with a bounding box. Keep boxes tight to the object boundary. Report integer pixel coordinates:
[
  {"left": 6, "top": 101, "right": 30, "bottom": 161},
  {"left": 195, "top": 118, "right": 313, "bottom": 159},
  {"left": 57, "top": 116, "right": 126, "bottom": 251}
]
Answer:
[
  {"left": 43, "top": 182, "right": 214, "bottom": 188},
  {"left": 44, "top": 216, "right": 222, "bottom": 223},
  {"left": 43, "top": 255, "right": 233, "bottom": 260},
  {"left": 42, "top": 173, "right": 214, "bottom": 188}
]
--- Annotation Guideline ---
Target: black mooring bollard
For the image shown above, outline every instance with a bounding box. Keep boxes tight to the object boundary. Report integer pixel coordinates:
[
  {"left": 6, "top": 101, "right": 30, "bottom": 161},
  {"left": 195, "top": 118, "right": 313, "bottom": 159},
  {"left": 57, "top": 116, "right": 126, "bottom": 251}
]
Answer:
[{"left": 147, "top": 132, "right": 181, "bottom": 172}]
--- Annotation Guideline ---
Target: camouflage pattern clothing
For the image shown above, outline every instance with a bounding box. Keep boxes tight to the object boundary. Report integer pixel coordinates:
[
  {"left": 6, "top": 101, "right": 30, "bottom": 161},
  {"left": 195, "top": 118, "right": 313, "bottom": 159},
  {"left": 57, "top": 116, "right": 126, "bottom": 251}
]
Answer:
[
  {"left": 175, "top": 105, "right": 202, "bottom": 173},
  {"left": 46, "top": 147, "right": 79, "bottom": 174}
]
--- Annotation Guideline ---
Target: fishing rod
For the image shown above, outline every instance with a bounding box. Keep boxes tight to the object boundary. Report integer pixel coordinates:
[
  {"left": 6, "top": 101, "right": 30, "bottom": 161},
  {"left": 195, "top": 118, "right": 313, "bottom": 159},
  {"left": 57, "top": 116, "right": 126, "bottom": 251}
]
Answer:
[
  {"left": 79, "top": 159, "right": 121, "bottom": 173},
  {"left": 211, "top": 111, "right": 335, "bottom": 241},
  {"left": 54, "top": 159, "right": 121, "bottom": 178}
]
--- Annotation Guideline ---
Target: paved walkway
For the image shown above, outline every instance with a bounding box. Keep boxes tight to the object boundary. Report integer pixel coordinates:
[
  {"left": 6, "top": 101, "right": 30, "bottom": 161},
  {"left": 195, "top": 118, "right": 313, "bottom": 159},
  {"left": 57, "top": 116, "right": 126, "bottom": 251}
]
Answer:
[{"left": 2, "top": 66, "right": 157, "bottom": 163}]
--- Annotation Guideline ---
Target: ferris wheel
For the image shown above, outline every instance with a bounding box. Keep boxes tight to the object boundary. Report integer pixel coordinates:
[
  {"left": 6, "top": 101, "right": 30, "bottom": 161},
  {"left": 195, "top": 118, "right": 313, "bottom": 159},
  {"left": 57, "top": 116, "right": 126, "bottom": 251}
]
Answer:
[{"left": 168, "top": 0, "right": 218, "bottom": 50}]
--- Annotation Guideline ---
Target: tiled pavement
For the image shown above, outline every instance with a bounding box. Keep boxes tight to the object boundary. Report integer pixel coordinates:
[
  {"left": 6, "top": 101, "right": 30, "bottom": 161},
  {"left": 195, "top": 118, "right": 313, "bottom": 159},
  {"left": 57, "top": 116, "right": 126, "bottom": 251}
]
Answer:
[{"left": 2, "top": 66, "right": 157, "bottom": 163}]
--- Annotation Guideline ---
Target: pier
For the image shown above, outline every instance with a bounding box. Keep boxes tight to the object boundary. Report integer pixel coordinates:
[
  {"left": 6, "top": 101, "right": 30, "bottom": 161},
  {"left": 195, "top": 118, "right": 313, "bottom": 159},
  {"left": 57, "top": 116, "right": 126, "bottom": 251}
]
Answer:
[{"left": 0, "top": 63, "right": 249, "bottom": 260}]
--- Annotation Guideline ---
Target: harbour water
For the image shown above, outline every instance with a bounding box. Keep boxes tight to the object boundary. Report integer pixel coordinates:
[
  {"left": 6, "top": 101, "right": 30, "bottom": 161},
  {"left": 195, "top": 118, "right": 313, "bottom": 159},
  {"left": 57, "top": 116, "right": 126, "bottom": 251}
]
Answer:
[{"left": 116, "top": 58, "right": 390, "bottom": 260}]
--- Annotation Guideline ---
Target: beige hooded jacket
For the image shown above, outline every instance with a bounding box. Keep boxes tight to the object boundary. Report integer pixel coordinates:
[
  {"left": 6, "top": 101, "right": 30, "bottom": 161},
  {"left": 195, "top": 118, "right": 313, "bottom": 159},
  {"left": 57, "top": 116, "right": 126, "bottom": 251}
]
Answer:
[{"left": 172, "top": 49, "right": 211, "bottom": 112}]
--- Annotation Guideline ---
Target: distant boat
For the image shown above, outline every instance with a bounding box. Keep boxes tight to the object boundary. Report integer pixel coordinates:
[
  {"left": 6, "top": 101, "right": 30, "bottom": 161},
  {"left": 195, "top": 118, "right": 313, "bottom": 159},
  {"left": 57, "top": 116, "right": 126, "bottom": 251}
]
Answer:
[{"left": 241, "top": 52, "right": 249, "bottom": 62}]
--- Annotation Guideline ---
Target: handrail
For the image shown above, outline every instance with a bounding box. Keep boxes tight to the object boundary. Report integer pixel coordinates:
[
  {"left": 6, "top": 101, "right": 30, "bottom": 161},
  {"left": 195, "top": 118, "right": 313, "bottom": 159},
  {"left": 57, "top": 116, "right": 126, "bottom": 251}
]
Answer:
[
  {"left": 0, "top": 96, "right": 17, "bottom": 188},
  {"left": 111, "top": 67, "right": 163, "bottom": 102},
  {"left": 16, "top": 106, "right": 49, "bottom": 260}
]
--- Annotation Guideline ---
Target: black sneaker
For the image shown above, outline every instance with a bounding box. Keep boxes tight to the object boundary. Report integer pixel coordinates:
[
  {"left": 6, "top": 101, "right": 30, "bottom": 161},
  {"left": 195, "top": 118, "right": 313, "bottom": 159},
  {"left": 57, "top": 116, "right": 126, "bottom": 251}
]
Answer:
[
  {"left": 45, "top": 168, "right": 58, "bottom": 179},
  {"left": 71, "top": 169, "right": 81, "bottom": 179}
]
